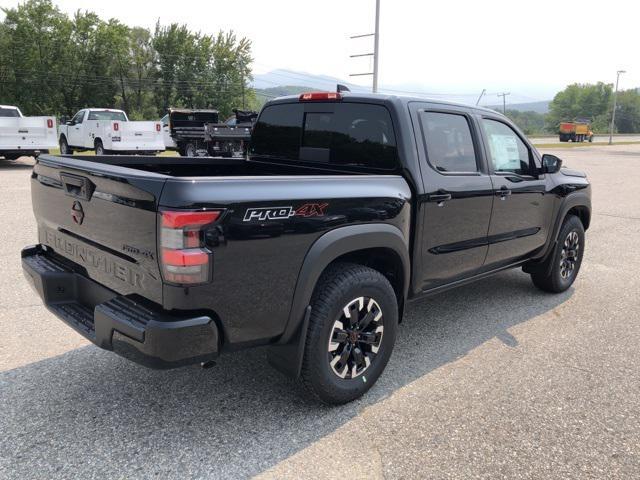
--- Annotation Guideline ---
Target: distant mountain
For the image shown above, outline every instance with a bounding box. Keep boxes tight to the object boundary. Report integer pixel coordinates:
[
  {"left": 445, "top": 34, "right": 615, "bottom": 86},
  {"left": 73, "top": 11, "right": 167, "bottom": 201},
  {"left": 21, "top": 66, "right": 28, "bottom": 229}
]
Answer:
[
  {"left": 252, "top": 69, "right": 365, "bottom": 92},
  {"left": 486, "top": 100, "right": 550, "bottom": 114},
  {"left": 252, "top": 69, "right": 553, "bottom": 113}
]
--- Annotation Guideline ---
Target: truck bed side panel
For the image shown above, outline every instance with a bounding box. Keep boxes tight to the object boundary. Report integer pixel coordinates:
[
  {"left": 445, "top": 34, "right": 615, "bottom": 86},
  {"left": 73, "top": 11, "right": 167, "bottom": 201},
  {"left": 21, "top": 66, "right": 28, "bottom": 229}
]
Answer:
[{"left": 158, "top": 175, "right": 412, "bottom": 346}]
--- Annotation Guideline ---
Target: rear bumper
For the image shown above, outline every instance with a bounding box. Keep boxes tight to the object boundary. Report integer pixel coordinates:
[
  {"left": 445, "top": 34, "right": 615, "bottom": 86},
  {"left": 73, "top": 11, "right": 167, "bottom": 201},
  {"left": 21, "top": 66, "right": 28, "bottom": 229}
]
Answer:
[
  {"left": 21, "top": 245, "right": 219, "bottom": 369},
  {"left": 1, "top": 148, "right": 50, "bottom": 156}
]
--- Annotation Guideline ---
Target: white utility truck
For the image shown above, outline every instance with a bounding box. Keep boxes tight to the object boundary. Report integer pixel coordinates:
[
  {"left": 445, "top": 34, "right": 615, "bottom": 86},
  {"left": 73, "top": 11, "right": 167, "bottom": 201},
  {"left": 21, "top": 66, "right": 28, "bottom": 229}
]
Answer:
[
  {"left": 58, "top": 108, "right": 165, "bottom": 155},
  {"left": 0, "top": 105, "right": 57, "bottom": 159}
]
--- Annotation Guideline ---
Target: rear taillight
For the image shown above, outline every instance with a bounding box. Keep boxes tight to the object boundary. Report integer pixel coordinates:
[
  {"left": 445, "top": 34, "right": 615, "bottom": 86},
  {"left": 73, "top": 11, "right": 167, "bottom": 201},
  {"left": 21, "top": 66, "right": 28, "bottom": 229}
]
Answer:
[
  {"left": 113, "top": 122, "right": 119, "bottom": 131},
  {"left": 160, "top": 210, "right": 222, "bottom": 285},
  {"left": 155, "top": 123, "right": 161, "bottom": 132},
  {"left": 47, "top": 119, "right": 54, "bottom": 129}
]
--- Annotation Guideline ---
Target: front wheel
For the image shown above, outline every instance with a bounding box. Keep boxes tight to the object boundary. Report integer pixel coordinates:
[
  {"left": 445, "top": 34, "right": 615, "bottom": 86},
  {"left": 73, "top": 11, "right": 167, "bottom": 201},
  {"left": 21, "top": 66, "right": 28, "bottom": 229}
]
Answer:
[
  {"left": 530, "top": 215, "right": 585, "bottom": 293},
  {"left": 301, "top": 263, "right": 398, "bottom": 404},
  {"left": 59, "top": 137, "right": 72, "bottom": 155}
]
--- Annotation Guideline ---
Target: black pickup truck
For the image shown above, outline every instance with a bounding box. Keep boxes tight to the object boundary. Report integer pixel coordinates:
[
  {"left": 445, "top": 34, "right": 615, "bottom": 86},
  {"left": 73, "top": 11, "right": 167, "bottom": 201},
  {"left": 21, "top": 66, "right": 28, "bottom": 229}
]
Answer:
[{"left": 22, "top": 92, "right": 591, "bottom": 404}]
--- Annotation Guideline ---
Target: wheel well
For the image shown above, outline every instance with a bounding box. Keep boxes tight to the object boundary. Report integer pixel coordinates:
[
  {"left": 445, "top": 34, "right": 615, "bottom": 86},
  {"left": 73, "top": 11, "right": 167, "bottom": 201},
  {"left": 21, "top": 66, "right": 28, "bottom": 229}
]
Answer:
[
  {"left": 94, "top": 138, "right": 103, "bottom": 147},
  {"left": 325, "top": 247, "right": 405, "bottom": 319},
  {"left": 567, "top": 206, "right": 590, "bottom": 230}
]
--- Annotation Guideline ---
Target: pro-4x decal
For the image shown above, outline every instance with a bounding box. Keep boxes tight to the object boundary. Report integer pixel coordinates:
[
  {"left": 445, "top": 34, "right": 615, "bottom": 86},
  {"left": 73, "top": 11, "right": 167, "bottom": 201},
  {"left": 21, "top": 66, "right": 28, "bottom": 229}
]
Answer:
[{"left": 243, "top": 203, "right": 328, "bottom": 222}]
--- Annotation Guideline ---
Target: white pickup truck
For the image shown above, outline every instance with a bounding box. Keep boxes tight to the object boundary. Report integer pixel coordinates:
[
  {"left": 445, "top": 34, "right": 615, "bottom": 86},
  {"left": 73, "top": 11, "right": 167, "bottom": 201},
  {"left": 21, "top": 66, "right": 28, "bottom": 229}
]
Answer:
[
  {"left": 0, "top": 105, "right": 57, "bottom": 159},
  {"left": 58, "top": 108, "right": 165, "bottom": 155}
]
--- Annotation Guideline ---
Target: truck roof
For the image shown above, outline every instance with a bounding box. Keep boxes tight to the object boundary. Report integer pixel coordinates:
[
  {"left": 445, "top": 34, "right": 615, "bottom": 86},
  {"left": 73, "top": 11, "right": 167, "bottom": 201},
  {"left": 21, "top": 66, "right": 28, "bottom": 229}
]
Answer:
[
  {"left": 169, "top": 108, "right": 219, "bottom": 113},
  {"left": 0, "top": 105, "right": 19, "bottom": 110},
  {"left": 86, "top": 108, "right": 126, "bottom": 113},
  {"left": 266, "top": 92, "right": 503, "bottom": 117}
]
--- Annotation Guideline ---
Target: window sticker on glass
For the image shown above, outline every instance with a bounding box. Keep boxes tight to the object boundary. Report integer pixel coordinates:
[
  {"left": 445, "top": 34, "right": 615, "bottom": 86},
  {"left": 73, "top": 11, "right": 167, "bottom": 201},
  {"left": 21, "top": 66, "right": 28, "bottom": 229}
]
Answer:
[{"left": 488, "top": 134, "right": 521, "bottom": 171}]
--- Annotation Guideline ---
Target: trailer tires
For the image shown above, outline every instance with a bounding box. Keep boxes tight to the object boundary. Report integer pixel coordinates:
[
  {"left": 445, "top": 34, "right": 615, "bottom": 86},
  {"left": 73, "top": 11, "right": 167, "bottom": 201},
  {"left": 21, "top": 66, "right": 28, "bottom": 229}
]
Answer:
[{"left": 183, "top": 142, "right": 196, "bottom": 157}]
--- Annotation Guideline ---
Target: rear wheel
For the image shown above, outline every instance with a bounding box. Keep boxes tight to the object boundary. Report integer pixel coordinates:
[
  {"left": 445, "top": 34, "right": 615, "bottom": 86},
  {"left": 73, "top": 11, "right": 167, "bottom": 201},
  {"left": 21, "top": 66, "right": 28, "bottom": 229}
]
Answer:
[
  {"left": 301, "top": 263, "right": 398, "bottom": 404},
  {"left": 530, "top": 215, "right": 585, "bottom": 293},
  {"left": 95, "top": 139, "right": 106, "bottom": 156}
]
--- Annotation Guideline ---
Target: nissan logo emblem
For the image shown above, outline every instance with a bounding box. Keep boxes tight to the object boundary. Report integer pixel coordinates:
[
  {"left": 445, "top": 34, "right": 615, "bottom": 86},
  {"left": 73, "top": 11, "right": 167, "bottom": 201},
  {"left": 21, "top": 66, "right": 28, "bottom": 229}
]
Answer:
[{"left": 71, "top": 201, "right": 84, "bottom": 225}]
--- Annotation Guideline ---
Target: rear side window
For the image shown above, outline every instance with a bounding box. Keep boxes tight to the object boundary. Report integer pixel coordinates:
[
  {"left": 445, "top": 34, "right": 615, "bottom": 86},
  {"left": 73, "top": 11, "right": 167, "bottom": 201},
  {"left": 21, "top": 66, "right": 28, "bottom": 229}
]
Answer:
[
  {"left": 251, "top": 103, "right": 398, "bottom": 170},
  {"left": 87, "top": 111, "right": 127, "bottom": 122},
  {"left": 419, "top": 111, "right": 478, "bottom": 173},
  {"left": 0, "top": 108, "right": 20, "bottom": 118}
]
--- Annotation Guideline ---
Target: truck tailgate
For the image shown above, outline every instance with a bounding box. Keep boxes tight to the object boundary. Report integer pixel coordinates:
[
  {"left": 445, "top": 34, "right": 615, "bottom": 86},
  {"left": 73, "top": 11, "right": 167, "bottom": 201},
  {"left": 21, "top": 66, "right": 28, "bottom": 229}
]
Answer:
[
  {"left": 0, "top": 116, "right": 57, "bottom": 149},
  {"left": 31, "top": 155, "right": 167, "bottom": 304},
  {"left": 114, "top": 121, "right": 164, "bottom": 151}
]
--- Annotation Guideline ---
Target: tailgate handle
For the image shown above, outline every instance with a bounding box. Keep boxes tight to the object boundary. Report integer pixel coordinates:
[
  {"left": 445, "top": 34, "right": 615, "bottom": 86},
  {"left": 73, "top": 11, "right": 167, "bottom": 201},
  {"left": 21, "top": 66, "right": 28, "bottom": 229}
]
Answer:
[{"left": 60, "top": 173, "right": 95, "bottom": 200}]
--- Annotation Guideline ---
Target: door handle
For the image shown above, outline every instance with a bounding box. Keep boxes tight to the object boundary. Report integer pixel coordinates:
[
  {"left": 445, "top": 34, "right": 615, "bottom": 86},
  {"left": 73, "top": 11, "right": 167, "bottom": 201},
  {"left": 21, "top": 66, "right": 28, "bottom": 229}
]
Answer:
[
  {"left": 60, "top": 173, "right": 95, "bottom": 200},
  {"left": 428, "top": 193, "right": 452, "bottom": 203}
]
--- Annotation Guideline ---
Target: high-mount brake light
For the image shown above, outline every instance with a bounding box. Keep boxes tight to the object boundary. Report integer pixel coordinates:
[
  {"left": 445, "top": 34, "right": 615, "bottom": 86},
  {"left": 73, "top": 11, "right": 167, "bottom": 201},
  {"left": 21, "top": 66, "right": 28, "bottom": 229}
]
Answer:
[
  {"left": 47, "top": 119, "right": 54, "bottom": 129},
  {"left": 299, "top": 92, "right": 342, "bottom": 102},
  {"left": 160, "top": 210, "right": 222, "bottom": 284},
  {"left": 113, "top": 122, "right": 119, "bottom": 131}
]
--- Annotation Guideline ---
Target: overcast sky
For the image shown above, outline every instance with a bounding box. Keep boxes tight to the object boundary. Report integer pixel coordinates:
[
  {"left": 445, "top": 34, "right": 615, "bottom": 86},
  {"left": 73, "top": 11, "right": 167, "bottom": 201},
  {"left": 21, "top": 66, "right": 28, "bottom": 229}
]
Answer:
[{"left": 2, "top": 0, "right": 637, "bottom": 103}]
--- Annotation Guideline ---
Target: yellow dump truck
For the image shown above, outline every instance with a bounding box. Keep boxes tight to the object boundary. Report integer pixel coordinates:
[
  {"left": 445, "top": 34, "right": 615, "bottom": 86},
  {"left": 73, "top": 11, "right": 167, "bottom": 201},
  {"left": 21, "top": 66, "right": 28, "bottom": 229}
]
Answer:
[{"left": 559, "top": 122, "right": 593, "bottom": 142}]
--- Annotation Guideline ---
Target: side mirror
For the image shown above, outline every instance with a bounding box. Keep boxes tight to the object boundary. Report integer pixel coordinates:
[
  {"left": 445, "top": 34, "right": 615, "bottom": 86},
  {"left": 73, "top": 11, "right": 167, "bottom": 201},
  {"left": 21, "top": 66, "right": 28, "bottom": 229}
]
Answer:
[{"left": 541, "top": 154, "right": 562, "bottom": 174}]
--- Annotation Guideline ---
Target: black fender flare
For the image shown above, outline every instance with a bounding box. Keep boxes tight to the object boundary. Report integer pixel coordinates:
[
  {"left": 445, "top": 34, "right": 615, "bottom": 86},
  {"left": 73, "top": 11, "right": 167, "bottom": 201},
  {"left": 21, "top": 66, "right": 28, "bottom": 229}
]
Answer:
[
  {"left": 267, "top": 223, "right": 410, "bottom": 379},
  {"left": 526, "top": 190, "right": 591, "bottom": 274},
  {"left": 550, "top": 191, "right": 591, "bottom": 245}
]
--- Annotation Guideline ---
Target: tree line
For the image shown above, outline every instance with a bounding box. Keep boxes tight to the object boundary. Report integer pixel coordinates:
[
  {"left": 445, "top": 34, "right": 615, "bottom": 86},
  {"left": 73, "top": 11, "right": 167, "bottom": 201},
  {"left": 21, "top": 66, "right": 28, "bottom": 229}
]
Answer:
[
  {"left": 0, "top": 0, "right": 255, "bottom": 119},
  {"left": 503, "top": 82, "right": 640, "bottom": 135}
]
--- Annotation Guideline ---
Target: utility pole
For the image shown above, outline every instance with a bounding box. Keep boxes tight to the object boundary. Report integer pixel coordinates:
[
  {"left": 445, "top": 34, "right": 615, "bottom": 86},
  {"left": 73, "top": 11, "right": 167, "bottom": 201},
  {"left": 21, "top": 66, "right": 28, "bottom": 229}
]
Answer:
[
  {"left": 609, "top": 69, "right": 626, "bottom": 145},
  {"left": 497, "top": 92, "right": 510, "bottom": 114},
  {"left": 476, "top": 89, "right": 486, "bottom": 106},
  {"left": 349, "top": 0, "right": 381, "bottom": 93},
  {"left": 373, "top": 0, "right": 380, "bottom": 93}
]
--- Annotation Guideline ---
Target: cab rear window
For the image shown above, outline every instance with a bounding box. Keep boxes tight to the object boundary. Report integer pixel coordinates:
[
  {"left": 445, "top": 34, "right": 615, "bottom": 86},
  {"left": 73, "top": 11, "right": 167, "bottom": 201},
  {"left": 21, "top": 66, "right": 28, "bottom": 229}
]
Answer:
[
  {"left": 87, "top": 111, "right": 127, "bottom": 121},
  {"left": 0, "top": 108, "right": 20, "bottom": 118},
  {"left": 251, "top": 103, "right": 398, "bottom": 170}
]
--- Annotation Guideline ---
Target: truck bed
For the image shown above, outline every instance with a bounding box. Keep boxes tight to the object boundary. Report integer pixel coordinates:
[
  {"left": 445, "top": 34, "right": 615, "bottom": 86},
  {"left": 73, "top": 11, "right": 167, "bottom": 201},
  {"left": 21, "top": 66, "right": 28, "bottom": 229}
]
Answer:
[
  {"left": 31, "top": 154, "right": 410, "bottom": 346},
  {"left": 59, "top": 154, "right": 384, "bottom": 177}
]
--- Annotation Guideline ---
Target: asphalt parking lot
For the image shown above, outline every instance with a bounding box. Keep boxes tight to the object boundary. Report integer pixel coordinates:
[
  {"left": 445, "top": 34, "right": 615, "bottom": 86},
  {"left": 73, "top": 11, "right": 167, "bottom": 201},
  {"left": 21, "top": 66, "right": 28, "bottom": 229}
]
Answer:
[{"left": 1, "top": 145, "right": 639, "bottom": 479}]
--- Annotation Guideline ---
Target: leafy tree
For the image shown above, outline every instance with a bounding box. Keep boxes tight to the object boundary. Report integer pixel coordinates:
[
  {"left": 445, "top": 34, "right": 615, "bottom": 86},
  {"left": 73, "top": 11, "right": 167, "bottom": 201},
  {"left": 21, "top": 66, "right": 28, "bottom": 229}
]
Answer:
[
  {"left": 615, "top": 90, "right": 640, "bottom": 133},
  {"left": 546, "top": 82, "right": 612, "bottom": 133},
  {"left": 504, "top": 110, "right": 546, "bottom": 135},
  {"left": 0, "top": 1, "right": 255, "bottom": 119}
]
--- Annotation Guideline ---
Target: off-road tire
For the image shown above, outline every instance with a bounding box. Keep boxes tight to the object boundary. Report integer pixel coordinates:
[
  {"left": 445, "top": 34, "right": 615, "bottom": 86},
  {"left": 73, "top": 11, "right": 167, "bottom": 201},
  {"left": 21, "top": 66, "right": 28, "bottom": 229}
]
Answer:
[
  {"left": 301, "top": 262, "right": 398, "bottom": 404},
  {"left": 531, "top": 215, "right": 585, "bottom": 293}
]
